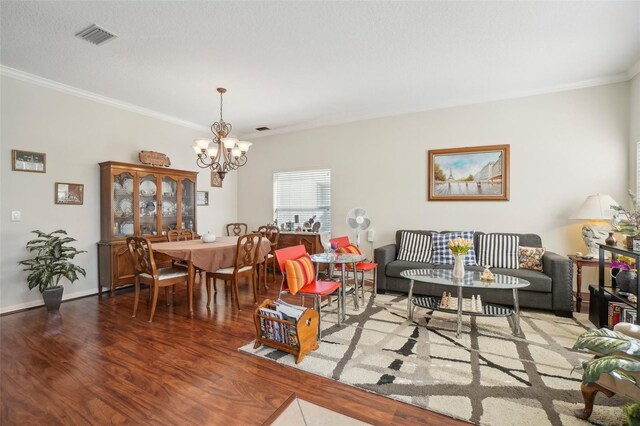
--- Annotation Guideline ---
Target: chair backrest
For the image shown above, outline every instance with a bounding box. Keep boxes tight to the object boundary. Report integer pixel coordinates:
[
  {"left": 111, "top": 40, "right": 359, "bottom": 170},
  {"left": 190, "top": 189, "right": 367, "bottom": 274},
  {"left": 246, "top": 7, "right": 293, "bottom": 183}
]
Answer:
[
  {"left": 227, "top": 222, "right": 248, "bottom": 236},
  {"left": 234, "top": 232, "right": 263, "bottom": 270},
  {"left": 297, "top": 236, "right": 316, "bottom": 254},
  {"left": 329, "top": 235, "right": 350, "bottom": 249},
  {"left": 258, "top": 225, "right": 280, "bottom": 248},
  {"left": 126, "top": 236, "right": 157, "bottom": 276},
  {"left": 167, "top": 229, "right": 195, "bottom": 242}
]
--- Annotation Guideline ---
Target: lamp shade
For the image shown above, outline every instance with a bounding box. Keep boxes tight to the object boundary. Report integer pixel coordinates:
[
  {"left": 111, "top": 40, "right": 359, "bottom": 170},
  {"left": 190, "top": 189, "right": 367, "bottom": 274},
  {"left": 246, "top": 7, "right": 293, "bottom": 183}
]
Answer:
[{"left": 570, "top": 194, "right": 619, "bottom": 220}]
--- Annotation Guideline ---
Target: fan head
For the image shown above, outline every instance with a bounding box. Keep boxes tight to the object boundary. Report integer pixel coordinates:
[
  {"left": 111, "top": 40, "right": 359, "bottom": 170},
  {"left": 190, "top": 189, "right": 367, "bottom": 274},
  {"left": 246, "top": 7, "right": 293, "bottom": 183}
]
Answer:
[{"left": 346, "top": 207, "right": 371, "bottom": 230}]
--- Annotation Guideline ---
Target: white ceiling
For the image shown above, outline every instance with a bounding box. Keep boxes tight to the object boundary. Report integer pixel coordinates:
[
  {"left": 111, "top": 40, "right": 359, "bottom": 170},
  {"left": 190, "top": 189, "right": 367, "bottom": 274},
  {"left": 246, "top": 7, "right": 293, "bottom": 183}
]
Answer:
[{"left": 1, "top": 1, "right": 639, "bottom": 139}]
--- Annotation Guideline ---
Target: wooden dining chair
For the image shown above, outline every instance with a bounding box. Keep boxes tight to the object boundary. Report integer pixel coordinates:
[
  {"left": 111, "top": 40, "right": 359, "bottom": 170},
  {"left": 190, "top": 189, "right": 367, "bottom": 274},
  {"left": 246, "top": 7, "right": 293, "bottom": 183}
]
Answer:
[
  {"left": 257, "top": 225, "right": 280, "bottom": 290},
  {"left": 297, "top": 236, "right": 317, "bottom": 254},
  {"left": 330, "top": 235, "right": 378, "bottom": 300},
  {"left": 206, "top": 232, "right": 263, "bottom": 310},
  {"left": 166, "top": 229, "right": 204, "bottom": 282},
  {"left": 126, "top": 236, "right": 190, "bottom": 322},
  {"left": 274, "top": 245, "right": 342, "bottom": 339},
  {"left": 226, "top": 222, "right": 248, "bottom": 236}
]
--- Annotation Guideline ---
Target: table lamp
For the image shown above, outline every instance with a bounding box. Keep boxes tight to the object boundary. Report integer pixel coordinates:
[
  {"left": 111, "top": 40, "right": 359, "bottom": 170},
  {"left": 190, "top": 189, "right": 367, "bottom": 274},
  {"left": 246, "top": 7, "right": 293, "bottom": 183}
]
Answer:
[{"left": 570, "top": 194, "right": 619, "bottom": 258}]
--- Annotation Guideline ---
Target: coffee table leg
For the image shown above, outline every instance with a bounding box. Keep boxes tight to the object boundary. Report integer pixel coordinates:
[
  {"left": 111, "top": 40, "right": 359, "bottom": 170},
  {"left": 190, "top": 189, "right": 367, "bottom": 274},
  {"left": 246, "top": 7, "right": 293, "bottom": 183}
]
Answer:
[
  {"left": 406, "top": 279, "right": 415, "bottom": 319},
  {"left": 512, "top": 288, "right": 521, "bottom": 335},
  {"left": 352, "top": 262, "right": 359, "bottom": 311},
  {"left": 341, "top": 264, "right": 347, "bottom": 321},
  {"left": 456, "top": 287, "right": 463, "bottom": 338}
]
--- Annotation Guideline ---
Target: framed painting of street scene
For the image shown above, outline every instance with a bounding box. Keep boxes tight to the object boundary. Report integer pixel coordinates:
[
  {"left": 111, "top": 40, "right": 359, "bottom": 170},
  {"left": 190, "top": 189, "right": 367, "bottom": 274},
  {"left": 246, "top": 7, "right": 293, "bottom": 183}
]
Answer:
[{"left": 428, "top": 144, "right": 509, "bottom": 201}]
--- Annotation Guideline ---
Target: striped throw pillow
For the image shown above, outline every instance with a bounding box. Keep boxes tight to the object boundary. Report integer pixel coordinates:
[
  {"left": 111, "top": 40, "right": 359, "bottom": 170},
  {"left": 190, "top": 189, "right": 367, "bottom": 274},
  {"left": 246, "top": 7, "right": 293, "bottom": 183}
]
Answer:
[
  {"left": 432, "top": 231, "right": 477, "bottom": 265},
  {"left": 477, "top": 234, "right": 520, "bottom": 269},
  {"left": 337, "top": 244, "right": 362, "bottom": 255},
  {"left": 284, "top": 254, "right": 315, "bottom": 295},
  {"left": 397, "top": 232, "right": 433, "bottom": 263}
]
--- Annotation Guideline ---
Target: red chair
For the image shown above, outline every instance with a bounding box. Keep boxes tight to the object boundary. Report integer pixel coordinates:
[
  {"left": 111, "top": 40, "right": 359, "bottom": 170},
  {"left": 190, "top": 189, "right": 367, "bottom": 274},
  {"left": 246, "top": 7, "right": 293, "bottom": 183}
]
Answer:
[
  {"left": 274, "top": 245, "right": 341, "bottom": 339},
  {"left": 329, "top": 236, "right": 378, "bottom": 302}
]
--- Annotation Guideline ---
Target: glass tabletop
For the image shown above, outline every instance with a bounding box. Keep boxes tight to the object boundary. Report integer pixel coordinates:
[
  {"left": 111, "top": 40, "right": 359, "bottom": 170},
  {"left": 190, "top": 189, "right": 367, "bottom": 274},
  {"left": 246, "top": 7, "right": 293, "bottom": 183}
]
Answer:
[
  {"left": 309, "top": 252, "right": 365, "bottom": 264},
  {"left": 400, "top": 269, "right": 530, "bottom": 289}
]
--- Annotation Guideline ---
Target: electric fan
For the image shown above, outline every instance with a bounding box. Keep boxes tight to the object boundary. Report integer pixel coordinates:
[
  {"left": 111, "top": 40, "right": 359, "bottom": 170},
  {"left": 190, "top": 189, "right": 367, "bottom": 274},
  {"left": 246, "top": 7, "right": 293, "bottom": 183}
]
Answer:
[{"left": 346, "top": 207, "right": 371, "bottom": 246}]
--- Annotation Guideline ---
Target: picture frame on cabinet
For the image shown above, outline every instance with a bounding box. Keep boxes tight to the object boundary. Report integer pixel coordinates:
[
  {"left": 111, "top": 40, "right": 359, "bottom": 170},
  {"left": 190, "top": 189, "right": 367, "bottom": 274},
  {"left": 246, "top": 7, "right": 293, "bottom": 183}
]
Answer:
[
  {"left": 12, "top": 149, "right": 46, "bottom": 173},
  {"left": 197, "top": 191, "right": 209, "bottom": 206},
  {"left": 55, "top": 183, "right": 84, "bottom": 205}
]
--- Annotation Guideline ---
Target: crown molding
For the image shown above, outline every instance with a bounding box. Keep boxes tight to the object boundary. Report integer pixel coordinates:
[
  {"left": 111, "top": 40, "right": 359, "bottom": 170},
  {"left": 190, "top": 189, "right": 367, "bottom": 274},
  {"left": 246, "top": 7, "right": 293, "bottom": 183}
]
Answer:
[
  {"left": 0, "top": 65, "right": 209, "bottom": 132},
  {"left": 628, "top": 58, "right": 640, "bottom": 79}
]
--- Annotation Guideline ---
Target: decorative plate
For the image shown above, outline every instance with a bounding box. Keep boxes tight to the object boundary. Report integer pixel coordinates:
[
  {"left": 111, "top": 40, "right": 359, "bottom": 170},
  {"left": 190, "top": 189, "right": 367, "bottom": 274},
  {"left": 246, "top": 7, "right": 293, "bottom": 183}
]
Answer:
[
  {"left": 140, "top": 180, "right": 156, "bottom": 196},
  {"left": 140, "top": 200, "right": 156, "bottom": 214},
  {"left": 120, "top": 220, "right": 134, "bottom": 235},
  {"left": 113, "top": 182, "right": 123, "bottom": 192},
  {"left": 122, "top": 178, "right": 134, "bottom": 193},
  {"left": 119, "top": 198, "right": 133, "bottom": 214},
  {"left": 162, "top": 200, "right": 176, "bottom": 216}
]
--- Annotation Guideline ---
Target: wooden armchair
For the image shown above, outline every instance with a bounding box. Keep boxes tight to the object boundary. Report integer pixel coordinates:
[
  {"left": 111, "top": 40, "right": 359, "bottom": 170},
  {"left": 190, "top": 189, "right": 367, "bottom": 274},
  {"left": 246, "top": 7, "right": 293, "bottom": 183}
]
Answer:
[
  {"left": 258, "top": 225, "right": 280, "bottom": 289},
  {"left": 126, "top": 236, "right": 189, "bottom": 322},
  {"left": 226, "top": 222, "right": 248, "bottom": 236}
]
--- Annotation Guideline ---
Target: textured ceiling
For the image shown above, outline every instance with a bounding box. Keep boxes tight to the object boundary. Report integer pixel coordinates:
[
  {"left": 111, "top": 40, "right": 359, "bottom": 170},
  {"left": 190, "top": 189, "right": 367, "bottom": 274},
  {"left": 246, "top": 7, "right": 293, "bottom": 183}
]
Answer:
[{"left": 1, "top": 1, "right": 639, "bottom": 138}]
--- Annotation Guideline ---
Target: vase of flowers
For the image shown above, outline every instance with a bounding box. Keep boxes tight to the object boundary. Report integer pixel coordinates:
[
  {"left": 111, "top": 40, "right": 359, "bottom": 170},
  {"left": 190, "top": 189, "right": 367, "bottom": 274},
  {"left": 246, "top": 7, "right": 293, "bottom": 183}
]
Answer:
[
  {"left": 449, "top": 238, "right": 472, "bottom": 279},
  {"left": 611, "top": 256, "right": 637, "bottom": 295},
  {"left": 611, "top": 190, "right": 640, "bottom": 249}
]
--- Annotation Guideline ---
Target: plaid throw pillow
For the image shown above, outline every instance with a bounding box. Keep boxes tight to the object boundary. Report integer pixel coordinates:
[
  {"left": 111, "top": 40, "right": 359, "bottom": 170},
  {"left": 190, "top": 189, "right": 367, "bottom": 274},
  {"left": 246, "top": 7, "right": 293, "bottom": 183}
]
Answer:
[
  {"left": 284, "top": 254, "right": 315, "bottom": 295},
  {"left": 477, "top": 234, "right": 520, "bottom": 269},
  {"left": 337, "top": 244, "right": 362, "bottom": 255},
  {"left": 397, "top": 231, "right": 433, "bottom": 263},
  {"left": 432, "top": 231, "right": 477, "bottom": 265}
]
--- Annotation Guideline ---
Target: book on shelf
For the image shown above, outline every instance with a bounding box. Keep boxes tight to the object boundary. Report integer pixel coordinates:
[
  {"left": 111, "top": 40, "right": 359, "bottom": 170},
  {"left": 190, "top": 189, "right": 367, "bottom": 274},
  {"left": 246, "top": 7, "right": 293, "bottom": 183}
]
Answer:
[{"left": 608, "top": 301, "right": 632, "bottom": 328}]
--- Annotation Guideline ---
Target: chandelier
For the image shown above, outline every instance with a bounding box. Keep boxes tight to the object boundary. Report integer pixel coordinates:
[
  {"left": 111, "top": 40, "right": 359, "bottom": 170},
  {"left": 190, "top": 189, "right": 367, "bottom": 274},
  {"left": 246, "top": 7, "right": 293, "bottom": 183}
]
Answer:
[{"left": 192, "top": 88, "right": 251, "bottom": 181}]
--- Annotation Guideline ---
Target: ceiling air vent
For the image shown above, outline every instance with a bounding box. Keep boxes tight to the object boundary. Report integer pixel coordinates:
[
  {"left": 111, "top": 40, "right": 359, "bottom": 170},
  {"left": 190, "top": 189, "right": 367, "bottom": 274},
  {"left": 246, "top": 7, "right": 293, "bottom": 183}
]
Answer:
[
  {"left": 255, "top": 126, "right": 270, "bottom": 131},
  {"left": 75, "top": 24, "right": 117, "bottom": 46}
]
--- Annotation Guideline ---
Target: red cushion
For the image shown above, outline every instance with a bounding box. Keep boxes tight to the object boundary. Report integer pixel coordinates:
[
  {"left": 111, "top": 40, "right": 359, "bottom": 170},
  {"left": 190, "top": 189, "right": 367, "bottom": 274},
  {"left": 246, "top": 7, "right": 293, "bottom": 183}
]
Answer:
[
  {"left": 298, "top": 279, "right": 340, "bottom": 296},
  {"left": 345, "top": 261, "right": 377, "bottom": 271},
  {"left": 284, "top": 254, "right": 315, "bottom": 295}
]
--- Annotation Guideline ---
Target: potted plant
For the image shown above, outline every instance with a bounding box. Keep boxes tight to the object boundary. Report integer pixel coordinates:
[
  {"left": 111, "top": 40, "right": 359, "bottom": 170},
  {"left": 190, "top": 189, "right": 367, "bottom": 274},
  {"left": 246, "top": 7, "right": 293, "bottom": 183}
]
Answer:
[
  {"left": 17, "top": 230, "right": 86, "bottom": 312},
  {"left": 573, "top": 328, "right": 640, "bottom": 423},
  {"left": 611, "top": 256, "right": 638, "bottom": 295},
  {"left": 612, "top": 190, "right": 640, "bottom": 249}
]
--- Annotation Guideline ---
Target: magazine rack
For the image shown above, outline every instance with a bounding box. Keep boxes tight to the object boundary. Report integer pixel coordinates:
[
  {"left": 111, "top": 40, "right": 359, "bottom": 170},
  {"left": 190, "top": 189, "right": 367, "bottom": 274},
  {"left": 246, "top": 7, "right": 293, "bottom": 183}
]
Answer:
[{"left": 253, "top": 299, "right": 319, "bottom": 364}]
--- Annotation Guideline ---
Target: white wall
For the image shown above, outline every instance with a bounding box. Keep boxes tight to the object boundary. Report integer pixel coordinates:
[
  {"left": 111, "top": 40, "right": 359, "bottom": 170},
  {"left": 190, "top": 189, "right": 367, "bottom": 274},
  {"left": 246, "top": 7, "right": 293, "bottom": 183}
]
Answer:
[
  {"left": 0, "top": 75, "right": 238, "bottom": 313},
  {"left": 238, "top": 83, "right": 630, "bottom": 263},
  {"left": 630, "top": 72, "right": 640, "bottom": 191}
]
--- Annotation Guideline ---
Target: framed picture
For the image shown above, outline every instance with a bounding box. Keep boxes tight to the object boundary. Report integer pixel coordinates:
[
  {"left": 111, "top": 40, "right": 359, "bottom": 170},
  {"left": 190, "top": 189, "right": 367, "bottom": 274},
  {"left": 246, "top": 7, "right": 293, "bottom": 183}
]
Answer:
[
  {"left": 211, "top": 171, "right": 222, "bottom": 188},
  {"left": 12, "top": 149, "right": 46, "bottom": 173},
  {"left": 197, "top": 190, "right": 209, "bottom": 206},
  {"left": 428, "top": 144, "right": 510, "bottom": 201},
  {"left": 55, "top": 183, "right": 84, "bottom": 205}
]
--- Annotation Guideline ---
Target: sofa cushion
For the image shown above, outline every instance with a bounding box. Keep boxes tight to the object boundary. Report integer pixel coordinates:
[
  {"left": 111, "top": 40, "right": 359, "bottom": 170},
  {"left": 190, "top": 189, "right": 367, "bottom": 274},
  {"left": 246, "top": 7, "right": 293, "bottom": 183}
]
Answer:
[
  {"left": 386, "top": 260, "right": 435, "bottom": 278},
  {"left": 490, "top": 268, "right": 552, "bottom": 293},
  {"left": 477, "top": 234, "right": 520, "bottom": 269},
  {"left": 432, "top": 231, "right": 477, "bottom": 266},
  {"left": 397, "top": 231, "right": 433, "bottom": 263},
  {"left": 519, "top": 246, "right": 545, "bottom": 271}
]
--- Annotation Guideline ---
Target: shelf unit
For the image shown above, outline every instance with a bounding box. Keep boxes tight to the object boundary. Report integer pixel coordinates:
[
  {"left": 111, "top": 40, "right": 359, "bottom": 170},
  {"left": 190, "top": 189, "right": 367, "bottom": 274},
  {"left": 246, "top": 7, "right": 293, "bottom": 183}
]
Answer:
[
  {"left": 97, "top": 161, "right": 198, "bottom": 295},
  {"left": 598, "top": 244, "right": 639, "bottom": 326}
]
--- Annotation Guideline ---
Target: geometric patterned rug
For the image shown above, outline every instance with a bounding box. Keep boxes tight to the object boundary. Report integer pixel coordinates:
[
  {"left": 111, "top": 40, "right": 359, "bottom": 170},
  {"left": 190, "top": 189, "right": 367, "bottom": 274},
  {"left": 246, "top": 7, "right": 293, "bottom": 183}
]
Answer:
[{"left": 240, "top": 293, "right": 627, "bottom": 426}]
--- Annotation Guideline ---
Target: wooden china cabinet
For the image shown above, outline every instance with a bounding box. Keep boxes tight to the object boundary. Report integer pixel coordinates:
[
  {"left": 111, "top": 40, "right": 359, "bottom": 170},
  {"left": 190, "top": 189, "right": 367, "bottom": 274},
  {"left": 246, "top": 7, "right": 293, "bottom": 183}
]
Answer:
[{"left": 97, "top": 161, "right": 198, "bottom": 295}]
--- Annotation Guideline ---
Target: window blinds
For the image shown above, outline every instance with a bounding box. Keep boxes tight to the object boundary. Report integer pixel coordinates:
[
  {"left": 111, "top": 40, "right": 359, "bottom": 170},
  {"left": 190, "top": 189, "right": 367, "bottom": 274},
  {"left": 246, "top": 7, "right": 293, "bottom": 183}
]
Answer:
[{"left": 273, "top": 169, "right": 331, "bottom": 232}]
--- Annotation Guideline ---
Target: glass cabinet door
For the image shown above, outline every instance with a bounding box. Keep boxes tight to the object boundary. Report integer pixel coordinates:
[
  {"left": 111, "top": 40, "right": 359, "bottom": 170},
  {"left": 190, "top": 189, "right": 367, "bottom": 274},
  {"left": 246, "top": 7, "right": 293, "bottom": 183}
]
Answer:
[
  {"left": 113, "top": 172, "right": 135, "bottom": 238},
  {"left": 160, "top": 176, "right": 178, "bottom": 236},
  {"left": 181, "top": 178, "right": 195, "bottom": 231},
  {"left": 138, "top": 174, "right": 158, "bottom": 237}
]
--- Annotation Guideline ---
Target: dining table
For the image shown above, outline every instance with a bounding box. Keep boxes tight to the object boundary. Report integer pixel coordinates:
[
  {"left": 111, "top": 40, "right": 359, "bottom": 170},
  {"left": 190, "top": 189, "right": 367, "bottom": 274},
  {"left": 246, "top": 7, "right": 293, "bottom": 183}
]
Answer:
[{"left": 152, "top": 236, "right": 272, "bottom": 315}]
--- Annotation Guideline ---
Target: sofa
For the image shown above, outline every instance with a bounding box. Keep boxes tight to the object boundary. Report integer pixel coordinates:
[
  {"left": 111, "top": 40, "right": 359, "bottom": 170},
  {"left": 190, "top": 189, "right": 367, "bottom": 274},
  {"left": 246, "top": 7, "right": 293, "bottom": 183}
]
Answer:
[{"left": 374, "top": 230, "right": 573, "bottom": 317}]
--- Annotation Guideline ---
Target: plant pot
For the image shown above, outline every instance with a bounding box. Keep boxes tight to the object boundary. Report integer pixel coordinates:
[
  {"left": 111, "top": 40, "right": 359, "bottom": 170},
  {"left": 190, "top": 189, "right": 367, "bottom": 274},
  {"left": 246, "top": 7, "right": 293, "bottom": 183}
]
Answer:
[
  {"left": 42, "top": 286, "right": 63, "bottom": 312},
  {"left": 615, "top": 270, "right": 638, "bottom": 295}
]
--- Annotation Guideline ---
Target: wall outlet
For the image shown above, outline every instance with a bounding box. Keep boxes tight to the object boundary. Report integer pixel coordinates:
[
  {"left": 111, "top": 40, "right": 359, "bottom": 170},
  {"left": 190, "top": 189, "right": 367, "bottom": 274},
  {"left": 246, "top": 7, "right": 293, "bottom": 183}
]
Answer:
[
  {"left": 11, "top": 211, "right": 21, "bottom": 222},
  {"left": 367, "top": 229, "right": 374, "bottom": 242}
]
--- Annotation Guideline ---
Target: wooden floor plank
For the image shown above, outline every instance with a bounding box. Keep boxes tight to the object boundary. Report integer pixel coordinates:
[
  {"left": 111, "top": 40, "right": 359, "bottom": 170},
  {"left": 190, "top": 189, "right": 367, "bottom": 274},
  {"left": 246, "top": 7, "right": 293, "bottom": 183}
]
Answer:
[{"left": 1, "top": 278, "right": 470, "bottom": 425}]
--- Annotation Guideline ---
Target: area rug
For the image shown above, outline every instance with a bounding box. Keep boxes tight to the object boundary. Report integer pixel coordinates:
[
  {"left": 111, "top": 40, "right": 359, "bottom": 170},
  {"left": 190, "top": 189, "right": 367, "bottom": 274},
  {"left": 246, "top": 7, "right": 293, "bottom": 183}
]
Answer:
[{"left": 240, "top": 293, "right": 629, "bottom": 426}]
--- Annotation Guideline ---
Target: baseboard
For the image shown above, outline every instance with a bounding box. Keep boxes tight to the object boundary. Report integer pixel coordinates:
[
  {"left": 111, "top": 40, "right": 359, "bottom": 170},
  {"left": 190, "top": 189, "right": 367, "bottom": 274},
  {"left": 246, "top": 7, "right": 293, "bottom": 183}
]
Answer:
[{"left": 0, "top": 288, "right": 103, "bottom": 315}]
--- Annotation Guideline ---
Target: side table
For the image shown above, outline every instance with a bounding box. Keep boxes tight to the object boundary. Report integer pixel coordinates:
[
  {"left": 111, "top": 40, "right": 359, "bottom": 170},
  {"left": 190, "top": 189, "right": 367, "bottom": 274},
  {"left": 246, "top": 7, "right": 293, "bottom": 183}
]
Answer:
[{"left": 567, "top": 255, "right": 610, "bottom": 313}]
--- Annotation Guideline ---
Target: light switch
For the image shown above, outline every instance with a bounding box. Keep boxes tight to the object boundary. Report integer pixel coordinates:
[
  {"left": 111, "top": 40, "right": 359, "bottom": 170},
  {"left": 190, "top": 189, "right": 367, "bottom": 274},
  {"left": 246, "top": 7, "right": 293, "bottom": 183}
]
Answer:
[
  {"left": 11, "top": 211, "right": 21, "bottom": 222},
  {"left": 367, "top": 229, "right": 375, "bottom": 242}
]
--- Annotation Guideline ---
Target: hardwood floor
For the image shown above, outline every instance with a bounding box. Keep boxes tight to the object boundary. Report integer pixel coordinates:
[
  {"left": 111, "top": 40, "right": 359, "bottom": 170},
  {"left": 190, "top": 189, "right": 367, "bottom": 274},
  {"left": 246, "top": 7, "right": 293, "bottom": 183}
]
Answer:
[{"left": 1, "top": 277, "right": 467, "bottom": 425}]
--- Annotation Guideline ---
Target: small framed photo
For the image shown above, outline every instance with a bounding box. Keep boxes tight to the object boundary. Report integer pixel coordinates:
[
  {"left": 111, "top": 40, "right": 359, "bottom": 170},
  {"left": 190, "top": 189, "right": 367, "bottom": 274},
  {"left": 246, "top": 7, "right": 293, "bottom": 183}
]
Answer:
[
  {"left": 211, "top": 171, "right": 222, "bottom": 188},
  {"left": 55, "top": 183, "right": 84, "bottom": 205},
  {"left": 12, "top": 149, "right": 46, "bottom": 173},
  {"left": 633, "top": 237, "right": 640, "bottom": 252},
  {"left": 197, "top": 191, "right": 209, "bottom": 206}
]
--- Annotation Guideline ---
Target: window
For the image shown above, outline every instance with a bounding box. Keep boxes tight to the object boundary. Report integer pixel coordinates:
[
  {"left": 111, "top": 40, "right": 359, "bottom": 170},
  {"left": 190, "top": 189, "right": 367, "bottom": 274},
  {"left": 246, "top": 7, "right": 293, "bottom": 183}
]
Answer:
[{"left": 273, "top": 169, "right": 331, "bottom": 232}]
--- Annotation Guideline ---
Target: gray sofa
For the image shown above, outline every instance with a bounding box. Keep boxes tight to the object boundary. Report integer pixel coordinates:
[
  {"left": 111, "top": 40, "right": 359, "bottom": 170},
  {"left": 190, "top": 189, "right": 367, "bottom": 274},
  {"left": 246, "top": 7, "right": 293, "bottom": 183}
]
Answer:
[{"left": 374, "top": 230, "right": 573, "bottom": 317}]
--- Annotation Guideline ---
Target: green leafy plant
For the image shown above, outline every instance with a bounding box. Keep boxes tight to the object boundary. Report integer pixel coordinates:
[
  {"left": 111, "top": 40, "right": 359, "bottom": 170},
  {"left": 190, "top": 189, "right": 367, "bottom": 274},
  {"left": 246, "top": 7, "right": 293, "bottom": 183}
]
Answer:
[
  {"left": 612, "top": 190, "right": 640, "bottom": 235},
  {"left": 17, "top": 230, "right": 86, "bottom": 293}
]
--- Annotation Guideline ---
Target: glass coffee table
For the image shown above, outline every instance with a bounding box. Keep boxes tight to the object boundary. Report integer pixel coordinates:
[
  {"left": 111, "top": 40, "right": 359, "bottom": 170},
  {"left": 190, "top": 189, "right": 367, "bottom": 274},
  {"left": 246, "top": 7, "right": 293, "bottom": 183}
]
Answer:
[{"left": 400, "top": 269, "right": 530, "bottom": 338}]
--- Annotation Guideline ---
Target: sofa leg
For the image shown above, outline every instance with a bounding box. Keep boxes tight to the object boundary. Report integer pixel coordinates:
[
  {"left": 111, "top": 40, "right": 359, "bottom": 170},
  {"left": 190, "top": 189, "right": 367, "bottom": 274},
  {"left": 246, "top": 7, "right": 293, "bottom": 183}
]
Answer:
[
  {"left": 554, "top": 310, "right": 573, "bottom": 318},
  {"left": 575, "top": 382, "right": 614, "bottom": 420}
]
